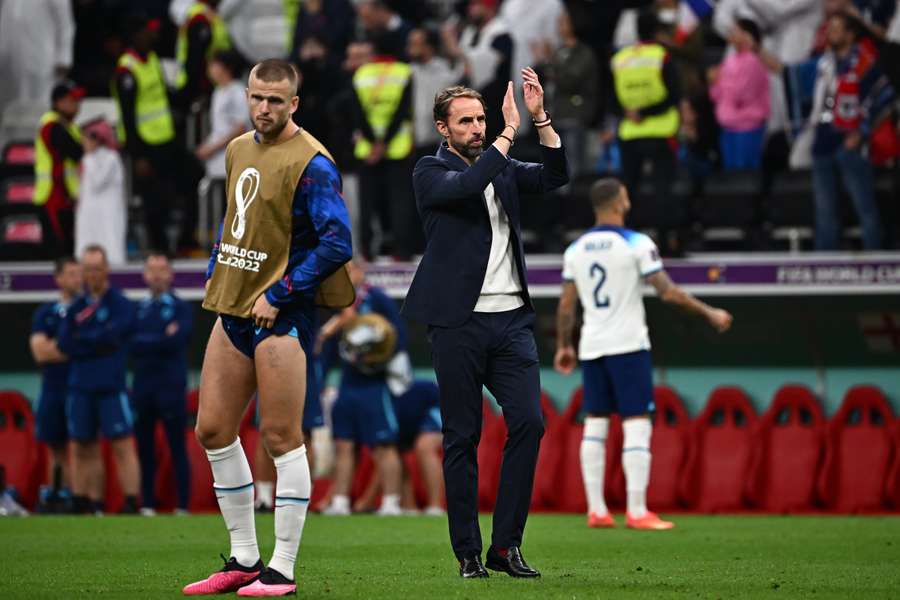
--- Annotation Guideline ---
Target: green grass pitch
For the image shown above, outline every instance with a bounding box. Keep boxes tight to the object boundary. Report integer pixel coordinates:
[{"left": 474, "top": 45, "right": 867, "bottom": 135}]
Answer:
[{"left": 1, "top": 513, "right": 899, "bottom": 599}]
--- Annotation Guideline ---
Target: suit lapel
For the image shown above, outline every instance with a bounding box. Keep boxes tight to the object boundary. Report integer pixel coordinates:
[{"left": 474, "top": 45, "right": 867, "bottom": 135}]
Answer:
[{"left": 437, "top": 143, "right": 492, "bottom": 219}]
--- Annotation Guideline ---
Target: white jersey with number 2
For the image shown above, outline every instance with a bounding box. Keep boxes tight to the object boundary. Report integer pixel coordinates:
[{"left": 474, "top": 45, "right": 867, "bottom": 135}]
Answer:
[{"left": 562, "top": 226, "right": 663, "bottom": 360}]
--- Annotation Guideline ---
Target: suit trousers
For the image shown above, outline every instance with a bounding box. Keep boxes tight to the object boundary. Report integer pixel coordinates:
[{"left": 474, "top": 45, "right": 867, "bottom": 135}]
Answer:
[{"left": 428, "top": 307, "right": 544, "bottom": 560}]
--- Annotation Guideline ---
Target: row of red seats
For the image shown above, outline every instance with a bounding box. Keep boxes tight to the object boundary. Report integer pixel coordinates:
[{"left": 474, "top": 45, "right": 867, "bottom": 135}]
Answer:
[
  {"left": 2, "top": 384, "right": 898, "bottom": 513},
  {"left": 498, "top": 384, "right": 898, "bottom": 514},
  {"left": 0, "top": 142, "right": 42, "bottom": 249}
]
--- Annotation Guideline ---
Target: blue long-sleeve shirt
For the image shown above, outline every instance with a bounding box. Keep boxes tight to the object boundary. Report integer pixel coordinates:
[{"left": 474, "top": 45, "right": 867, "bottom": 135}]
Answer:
[
  {"left": 342, "top": 284, "right": 407, "bottom": 385},
  {"left": 57, "top": 287, "right": 135, "bottom": 392},
  {"left": 31, "top": 300, "right": 71, "bottom": 393},
  {"left": 131, "top": 291, "right": 193, "bottom": 388},
  {"left": 206, "top": 154, "right": 353, "bottom": 311}
]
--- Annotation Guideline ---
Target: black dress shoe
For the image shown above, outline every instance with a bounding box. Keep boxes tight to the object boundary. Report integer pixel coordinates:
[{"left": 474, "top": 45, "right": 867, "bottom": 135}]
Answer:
[
  {"left": 485, "top": 546, "right": 541, "bottom": 578},
  {"left": 459, "top": 555, "right": 490, "bottom": 578}
]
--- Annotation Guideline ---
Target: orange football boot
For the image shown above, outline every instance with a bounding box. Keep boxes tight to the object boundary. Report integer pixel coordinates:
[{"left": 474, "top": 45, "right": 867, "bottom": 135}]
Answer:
[
  {"left": 625, "top": 511, "right": 675, "bottom": 530},
  {"left": 587, "top": 512, "right": 617, "bottom": 528}
]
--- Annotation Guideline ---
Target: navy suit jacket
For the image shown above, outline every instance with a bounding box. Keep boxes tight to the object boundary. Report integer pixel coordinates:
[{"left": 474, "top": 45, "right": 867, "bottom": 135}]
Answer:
[{"left": 402, "top": 142, "right": 569, "bottom": 327}]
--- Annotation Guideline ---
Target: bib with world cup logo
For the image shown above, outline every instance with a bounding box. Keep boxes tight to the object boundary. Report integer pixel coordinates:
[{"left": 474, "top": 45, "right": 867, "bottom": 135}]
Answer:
[{"left": 203, "top": 128, "right": 355, "bottom": 318}]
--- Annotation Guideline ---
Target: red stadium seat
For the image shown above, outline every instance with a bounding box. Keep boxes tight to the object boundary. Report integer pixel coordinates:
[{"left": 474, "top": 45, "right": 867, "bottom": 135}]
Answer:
[
  {"left": 403, "top": 450, "right": 428, "bottom": 508},
  {"left": 186, "top": 388, "right": 200, "bottom": 414},
  {"left": 646, "top": 385, "right": 691, "bottom": 510},
  {"left": 1, "top": 141, "right": 35, "bottom": 166},
  {"left": 186, "top": 431, "right": 217, "bottom": 512},
  {"left": 350, "top": 446, "right": 376, "bottom": 503},
  {"left": 181, "top": 388, "right": 263, "bottom": 513},
  {"left": 747, "top": 385, "right": 825, "bottom": 512},
  {"left": 680, "top": 386, "right": 756, "bottom": 512},
  {"left": 536, "top": 388, "right": 623, "bottom": 513},
  {"left": 530, "top": 391, "right": 559, "bottom": 510},
  {"left": 477, "top": 400, "right": 505, "bottom": 511},
  {"left": 0, "top": 391, "right": 40, "bottom": 508},
  {"left": 602, "top": 387, "right": 689, "bottom": 512},
  {"left": 539, "top": 388, "right": 585, "bottom": 513},
  {"left": 101, "top": 439, "right": 125, "bottom": 513},
  {"left": 184, "top": 389, "right": 217, "bottom": 512},
  {"left": 2, "top": 215, "right": 42, "bottom": 243},
  {"left": 817, "top": 386, "right": 894, "bottom": 512},
  {"left": 479, "top": 392, "right": 560, "bottom": 511},
  {"left": 886, "top": 420, "right": 900, "bottom": 510},
  {"left": 151, "top": 422, "right": 176, "bottom": 512},
  {"left": 1, "top": 177, "right": 35, "bottom": 204}
]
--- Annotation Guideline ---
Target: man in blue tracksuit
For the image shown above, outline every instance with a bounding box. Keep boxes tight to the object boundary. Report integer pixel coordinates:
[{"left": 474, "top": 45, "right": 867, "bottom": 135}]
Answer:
[
  {"left": 131, "top": 252, "right": 193, "bottom": 515},
  {"left": 58, "top": 244, "right": 141, "bottom": 514},
  {"left": 29, "top": 256, "right": 83, "bottom": 512},
  {"left": 320, "top": 260, "right": 412, "bottom": 516}
]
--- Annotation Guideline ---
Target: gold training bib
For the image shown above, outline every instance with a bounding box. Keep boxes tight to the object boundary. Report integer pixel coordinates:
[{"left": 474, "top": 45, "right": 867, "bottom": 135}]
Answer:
[{"left": 203, "top": 129, "right": 354, "bottom": 317}]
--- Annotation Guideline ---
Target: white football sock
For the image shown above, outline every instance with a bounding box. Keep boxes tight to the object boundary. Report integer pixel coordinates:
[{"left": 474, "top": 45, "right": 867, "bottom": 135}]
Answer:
[
  {"left": 580, "top": 417, "right": 609, "bottom": 515},
  {"left": 269, "top": 445, "right": 312, "bottom": 580},
  {"left": 207, "top": 437, "right": 259, "bottom": 567},
  {"left": 328, "top": 494, "right": 350, "bottom": 513},
  {"left": 255, "top": 481, "right": 274, "bottom": 508},
  {"left": 623, "top": 418, "right": 653, "bottom": 519},
  {"left": 378, "top": 494, "right": 401, "bottom": 515}
]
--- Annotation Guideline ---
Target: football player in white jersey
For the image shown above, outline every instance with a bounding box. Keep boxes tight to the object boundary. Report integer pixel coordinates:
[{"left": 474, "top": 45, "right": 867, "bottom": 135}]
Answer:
[{"left": 554, "top": 178, "right": 732, "bottom": 529}]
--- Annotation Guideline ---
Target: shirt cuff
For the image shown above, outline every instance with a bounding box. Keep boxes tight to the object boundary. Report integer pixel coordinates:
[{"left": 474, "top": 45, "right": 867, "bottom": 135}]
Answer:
[
  {"left": 540, "top": 137, "right": 562, "bottom": 149},
  {"left": 264, "top": 286, "right": 286, "bottom": 308}
]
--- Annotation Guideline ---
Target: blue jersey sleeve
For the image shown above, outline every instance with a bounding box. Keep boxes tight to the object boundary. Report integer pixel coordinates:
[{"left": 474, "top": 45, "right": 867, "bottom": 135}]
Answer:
[
  {"left": 130, "top": 297, "right": 194, "bottom": 355},
  {"left": 31, "top": 303, "right": 53, "bottom": 336},
  {"left": 206, "top": 221, "right": 224, "bottom": 281},
  {"left": 265, "top": 155, "right": 353, "bottom": 308},
  {"left": 368, "top": 287, "right": 407, "bottom": 351},
  {"left": 56, "top": 299, "right": 91, "bottom": 357},
  {"left": 58, "top": 292, "right": 136, "bottom": 357}
]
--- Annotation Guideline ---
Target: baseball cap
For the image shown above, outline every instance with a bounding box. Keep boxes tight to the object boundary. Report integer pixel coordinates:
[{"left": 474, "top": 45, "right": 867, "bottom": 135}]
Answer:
[{"left": 51, "top": 80, "right": 86, "bottom": 104}]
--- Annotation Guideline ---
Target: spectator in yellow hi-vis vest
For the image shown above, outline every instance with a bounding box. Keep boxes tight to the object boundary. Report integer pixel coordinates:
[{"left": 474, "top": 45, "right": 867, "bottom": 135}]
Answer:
[
  {"left": 350, "top": 36, "right": 419, "bottom": 260},
  {"left": 610, "top": 11, "right": 682, "bottom": 255},
  {"left": 33, "top": 81, "right": 84, "bottom": 256},
  {"left": 174, "top": 0, "right": 231, "bottom": 109},
  {"left": 112, "top": 14, "right": 204, "bottom": 254}
]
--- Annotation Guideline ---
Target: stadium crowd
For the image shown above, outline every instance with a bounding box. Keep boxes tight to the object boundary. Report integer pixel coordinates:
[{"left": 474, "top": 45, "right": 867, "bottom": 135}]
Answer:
[{"left": 0, "top": 0, "right": 898, "bottom": 261}]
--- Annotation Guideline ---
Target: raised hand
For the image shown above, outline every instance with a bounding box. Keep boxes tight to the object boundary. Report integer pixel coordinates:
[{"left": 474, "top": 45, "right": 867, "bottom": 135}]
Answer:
[
  {"left": 521, "top": 67, "right": 545, "bottom": 120},
  {"left": 501, "top": 81, "right": 520, "bottom": 131}
]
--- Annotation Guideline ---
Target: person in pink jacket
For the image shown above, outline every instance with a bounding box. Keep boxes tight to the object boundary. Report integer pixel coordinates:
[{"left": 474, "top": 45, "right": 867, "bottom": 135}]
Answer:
[{"left": 709, "top": 18, "right": 770, "bottom": 169}]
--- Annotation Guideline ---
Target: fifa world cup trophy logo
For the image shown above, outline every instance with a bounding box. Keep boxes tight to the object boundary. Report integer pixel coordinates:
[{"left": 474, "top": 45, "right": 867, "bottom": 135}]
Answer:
[{"left": 232, "top": 167, "right": 260, "bottom": 240}]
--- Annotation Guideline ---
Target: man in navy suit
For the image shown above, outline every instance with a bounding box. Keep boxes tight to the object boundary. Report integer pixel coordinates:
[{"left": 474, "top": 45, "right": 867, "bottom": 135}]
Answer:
[{"left": 403, "top": 69, "right": 568, "bottom": 579}]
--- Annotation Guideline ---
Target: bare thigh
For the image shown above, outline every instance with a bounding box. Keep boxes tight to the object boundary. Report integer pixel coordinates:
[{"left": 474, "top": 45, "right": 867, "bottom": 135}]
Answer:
[
  {"left": 255, "top": 333, "right": 306, "bottom": 456},
  {"left": 196, "top": 318, "right": 257, "bottom": 449}
]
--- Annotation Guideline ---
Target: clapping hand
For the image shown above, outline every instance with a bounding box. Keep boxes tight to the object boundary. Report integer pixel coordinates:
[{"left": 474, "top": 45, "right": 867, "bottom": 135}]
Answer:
[
  {"left": 501, "top": 81, "right": 520, "bottom": 131},
  {"left": 522, "top": 67, "right": 545, "bottom": 120}
]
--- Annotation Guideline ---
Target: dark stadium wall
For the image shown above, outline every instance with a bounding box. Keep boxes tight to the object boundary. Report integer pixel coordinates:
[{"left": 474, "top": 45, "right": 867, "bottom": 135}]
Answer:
[{"left": 4, "top": 295, "right": 899, "bottom": 415}]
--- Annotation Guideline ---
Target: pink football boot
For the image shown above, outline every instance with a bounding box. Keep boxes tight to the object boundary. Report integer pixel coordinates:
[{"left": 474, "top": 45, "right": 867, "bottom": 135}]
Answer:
[
  {"left": 237, "top": 568, "right": 297, "bottom": 597},
  {"left": 182, "top": 555, "right": 263, "bottom": 595}
]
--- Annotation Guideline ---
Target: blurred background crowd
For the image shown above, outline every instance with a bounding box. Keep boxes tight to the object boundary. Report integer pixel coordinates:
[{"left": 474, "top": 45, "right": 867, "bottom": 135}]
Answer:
[{"left": 0, "top": 0, "right": 899, "bottom": 262}]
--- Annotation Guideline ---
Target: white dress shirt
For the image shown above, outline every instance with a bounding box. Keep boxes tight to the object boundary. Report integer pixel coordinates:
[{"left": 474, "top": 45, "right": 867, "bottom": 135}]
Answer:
[{"left": 474, "top": 182, "right": 524, "bottom": 312}]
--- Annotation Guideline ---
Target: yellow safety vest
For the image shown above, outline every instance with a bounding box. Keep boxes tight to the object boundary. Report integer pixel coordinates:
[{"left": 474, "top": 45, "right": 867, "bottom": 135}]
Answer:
[
  {"left": 33, "top": 111, "right": 81, "bottom": 206},
  {"left": 612, "top": 43, "right": 680, "bottom": 141},
  {"left": 352, "top": 61, "right": 413, "bottom": 160},
  {"left": 283, "top": 0, "right": 302, "bottom": 51},
  {"left": 175, "top": 1, "right": 231, "bottom": 90},
  {"left": 113, "top": 51, "right": 176, "bottom": 146}
]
